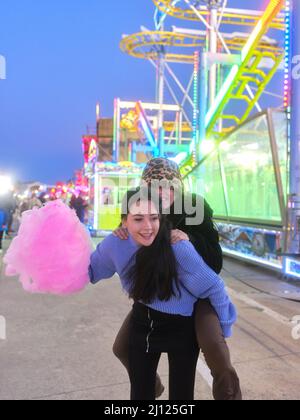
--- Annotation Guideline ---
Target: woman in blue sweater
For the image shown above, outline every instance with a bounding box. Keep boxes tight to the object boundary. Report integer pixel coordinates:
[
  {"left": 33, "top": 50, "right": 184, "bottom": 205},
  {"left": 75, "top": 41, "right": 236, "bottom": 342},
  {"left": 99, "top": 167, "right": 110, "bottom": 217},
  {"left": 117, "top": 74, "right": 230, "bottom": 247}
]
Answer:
[{"left": 89, "top": 187, "right": 236, "bottom": 400}]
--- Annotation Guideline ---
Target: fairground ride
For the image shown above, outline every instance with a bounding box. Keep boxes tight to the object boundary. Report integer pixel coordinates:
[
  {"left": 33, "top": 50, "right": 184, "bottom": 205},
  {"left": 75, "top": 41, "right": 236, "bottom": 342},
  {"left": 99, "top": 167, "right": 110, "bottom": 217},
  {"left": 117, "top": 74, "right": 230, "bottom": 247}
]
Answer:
[{"left": 120, "top": 1, "right": 300, "bottom": 279}]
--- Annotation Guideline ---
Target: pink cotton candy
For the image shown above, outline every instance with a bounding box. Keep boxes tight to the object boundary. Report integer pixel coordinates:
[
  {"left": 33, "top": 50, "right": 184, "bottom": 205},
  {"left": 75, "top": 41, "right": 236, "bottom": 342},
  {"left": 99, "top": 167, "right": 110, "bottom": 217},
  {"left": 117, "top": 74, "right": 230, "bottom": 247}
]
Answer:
[{"left": 3, "top": 200, "right": 93, "bottom": 295}]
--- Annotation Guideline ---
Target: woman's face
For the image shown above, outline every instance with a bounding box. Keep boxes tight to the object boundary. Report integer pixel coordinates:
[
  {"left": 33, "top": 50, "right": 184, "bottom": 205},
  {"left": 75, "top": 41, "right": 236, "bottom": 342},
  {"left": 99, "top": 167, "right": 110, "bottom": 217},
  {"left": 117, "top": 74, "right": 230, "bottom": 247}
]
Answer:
[
  {"left": 123, "top": 200, "right": 160, "bottom": 247},
  {"left": 159, "top": 186, "right": 175, "bottom": 210}
]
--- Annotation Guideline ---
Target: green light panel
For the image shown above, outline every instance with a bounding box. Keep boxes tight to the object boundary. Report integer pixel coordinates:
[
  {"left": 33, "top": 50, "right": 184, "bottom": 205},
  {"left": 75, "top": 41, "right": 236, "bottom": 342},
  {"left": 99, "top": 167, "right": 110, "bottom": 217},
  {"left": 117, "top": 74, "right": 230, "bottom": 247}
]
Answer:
[{"left": 185, "top": 112, "right": 288, "bottom": 225}]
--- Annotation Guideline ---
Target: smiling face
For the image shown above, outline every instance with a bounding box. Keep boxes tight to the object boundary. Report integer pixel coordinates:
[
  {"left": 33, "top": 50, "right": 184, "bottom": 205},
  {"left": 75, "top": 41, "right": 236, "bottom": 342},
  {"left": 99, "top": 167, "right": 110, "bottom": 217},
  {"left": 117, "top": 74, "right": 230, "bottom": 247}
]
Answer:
[
  {"left": 158, "top": 186, "right": 175, "bottom": 210},
  {"left": 123, "top": 199, "right": 160, "bottom": 247}
]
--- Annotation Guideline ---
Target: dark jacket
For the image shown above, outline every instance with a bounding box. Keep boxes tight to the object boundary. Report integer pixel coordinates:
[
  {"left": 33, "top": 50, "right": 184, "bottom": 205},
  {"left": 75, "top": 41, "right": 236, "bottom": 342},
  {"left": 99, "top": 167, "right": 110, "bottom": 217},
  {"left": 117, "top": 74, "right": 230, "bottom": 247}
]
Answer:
[
  {"left": 167, "top": 192, "right": 223, "bottom": 274},
  {"left": 70, "top": 196, "right": 88, "bottom": 223}
]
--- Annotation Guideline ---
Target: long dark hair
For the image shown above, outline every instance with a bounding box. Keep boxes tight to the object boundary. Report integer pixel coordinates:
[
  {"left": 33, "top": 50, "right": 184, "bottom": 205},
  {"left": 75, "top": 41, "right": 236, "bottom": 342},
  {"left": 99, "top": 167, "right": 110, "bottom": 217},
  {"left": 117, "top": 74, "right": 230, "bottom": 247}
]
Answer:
[{"left": 122, "top": 187, "right": 180, "bottom": 304}]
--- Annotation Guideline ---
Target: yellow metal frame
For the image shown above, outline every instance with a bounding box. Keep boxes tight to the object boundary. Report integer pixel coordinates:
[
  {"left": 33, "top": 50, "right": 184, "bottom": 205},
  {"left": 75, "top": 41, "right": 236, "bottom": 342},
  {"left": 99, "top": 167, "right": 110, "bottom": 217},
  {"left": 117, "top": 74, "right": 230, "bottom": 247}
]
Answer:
[
  {"left": 120, "top": 30, "right": 283, "bottom": 64},
  {"left": 152, "top": 0, "right": 285, "bottom": 31},
  {"left": 119, "top": 0, "right": 285, "bottom": 178},
  {"left": 179, "top": 0, "right": 285, "bottom": 177},
  {"left": 120, "top": 31, "right": 205, "bottom": 64},
  {"left": 207, "top": 50, "right": 284, "bottom": 138},
  {"left": 164, "top": 121, "right": 191, "bottom": 132}
]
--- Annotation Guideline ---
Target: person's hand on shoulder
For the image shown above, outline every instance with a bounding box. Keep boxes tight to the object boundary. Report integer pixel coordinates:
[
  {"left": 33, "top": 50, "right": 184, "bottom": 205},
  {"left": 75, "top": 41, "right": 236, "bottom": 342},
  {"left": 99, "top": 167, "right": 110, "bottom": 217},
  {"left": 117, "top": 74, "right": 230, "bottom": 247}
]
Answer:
[
  {"left": 171, "top": 229, "right": 190, "bottom": 244},
  {"left": 113, "top": 227, "right": 129, "bottom": 240}
]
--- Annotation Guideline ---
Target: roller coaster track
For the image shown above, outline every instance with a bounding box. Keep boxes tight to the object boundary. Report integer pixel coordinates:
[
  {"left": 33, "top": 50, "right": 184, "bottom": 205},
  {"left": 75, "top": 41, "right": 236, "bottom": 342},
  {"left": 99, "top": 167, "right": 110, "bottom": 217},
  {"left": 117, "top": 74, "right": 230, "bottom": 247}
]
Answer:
[
  {"left": 178, "top": 0, "right": 285, "bottom": 176},
  {"left": 120, "top": 0, "right": 285, "bottom": 176},
  {"left": 120, "top": 31, "right": 204, "bottom": 64},
  {"left": 152, "top": 0, "right": 285, "bottom": 31},
  {"left": 120, "top": 30, "right": 283, "bottom": 64}
]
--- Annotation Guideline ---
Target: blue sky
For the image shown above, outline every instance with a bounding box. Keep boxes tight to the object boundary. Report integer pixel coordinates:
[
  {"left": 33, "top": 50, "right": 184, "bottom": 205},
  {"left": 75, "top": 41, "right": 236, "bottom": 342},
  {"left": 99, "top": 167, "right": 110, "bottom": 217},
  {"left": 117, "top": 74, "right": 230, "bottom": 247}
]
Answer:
[{"left": 0, "top": 0, "right": 282, "bottom": 184}]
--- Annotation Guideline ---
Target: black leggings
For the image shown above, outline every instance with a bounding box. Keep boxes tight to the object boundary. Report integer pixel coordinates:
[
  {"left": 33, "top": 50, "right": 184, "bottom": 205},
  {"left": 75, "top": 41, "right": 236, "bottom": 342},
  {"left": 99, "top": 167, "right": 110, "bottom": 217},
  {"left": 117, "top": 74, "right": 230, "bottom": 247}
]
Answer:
[{"left": 129, "top": 302, "right": 199, "bottom": 400}]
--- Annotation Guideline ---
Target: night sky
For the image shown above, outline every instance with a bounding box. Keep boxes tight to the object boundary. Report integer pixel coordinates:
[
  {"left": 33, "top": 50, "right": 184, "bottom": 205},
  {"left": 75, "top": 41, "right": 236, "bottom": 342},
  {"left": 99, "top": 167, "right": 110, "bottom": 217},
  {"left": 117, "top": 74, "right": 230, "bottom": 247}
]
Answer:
[{"left": 0, "top": 0, "right": 281, "bottom": 184}]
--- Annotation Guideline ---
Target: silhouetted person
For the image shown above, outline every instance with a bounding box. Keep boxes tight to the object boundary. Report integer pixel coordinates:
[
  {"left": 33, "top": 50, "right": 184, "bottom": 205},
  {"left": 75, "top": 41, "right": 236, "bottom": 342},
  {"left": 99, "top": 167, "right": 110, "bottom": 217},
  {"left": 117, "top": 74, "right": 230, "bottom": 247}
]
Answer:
[
  {"left": 70, "top": 192, "right": 88, "bottom": 223},
  {"left": 0, "top": 198, "right": 8, "bottom": 252}
]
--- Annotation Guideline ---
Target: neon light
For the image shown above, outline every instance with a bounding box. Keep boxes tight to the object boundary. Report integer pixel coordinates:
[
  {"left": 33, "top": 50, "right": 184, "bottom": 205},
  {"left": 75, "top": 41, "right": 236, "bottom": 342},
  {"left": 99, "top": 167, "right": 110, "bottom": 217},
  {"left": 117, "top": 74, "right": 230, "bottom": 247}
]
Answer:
[
  {"left": 241, "top": 21, "right": 263, "bottom": 62},
  {"left": 94, "top": 174, "right": 99, "bottom": 231},
  {"left": 240, "top": 0, "right": 284, "bottom": 61},
  {"left": 113, "top": 98, "right": 120, "bottom": 161},
  {"left": 283, "top": 0, "right": 291, "bottom": 108},
  {"left": 119, "top": 100, "right": 180, "bottom": 112},
  {"left": 285, "top": 258, "right": 300, "bottom": 279},
  {"left": 205, "top": 0, "right": 284, "bottom": 129},
  {"left": 200, "top": 139, "right": 215, "bottom": 155},
  {"left": 170, "top": 152, "right": 188, "bottom": 165},
  {"left": 205, "top": 65, "right": 239, "bottom": 127},
  {"left": 135, "top": 101, "right": 157, "bottom": 148},
  {"left": 193, "top": 51, "right": 199, "bottom": 161},
  {"left": 223, "top": 248, "right": 282, "bottom": 270}
]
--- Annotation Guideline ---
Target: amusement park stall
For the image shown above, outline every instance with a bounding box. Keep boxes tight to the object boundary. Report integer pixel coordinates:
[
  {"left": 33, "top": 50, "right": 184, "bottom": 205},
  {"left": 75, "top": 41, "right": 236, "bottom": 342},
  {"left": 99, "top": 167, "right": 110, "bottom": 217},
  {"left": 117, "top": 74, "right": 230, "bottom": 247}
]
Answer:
[{"left": 86, "top": 157, "right": 143, "bottom": 233}]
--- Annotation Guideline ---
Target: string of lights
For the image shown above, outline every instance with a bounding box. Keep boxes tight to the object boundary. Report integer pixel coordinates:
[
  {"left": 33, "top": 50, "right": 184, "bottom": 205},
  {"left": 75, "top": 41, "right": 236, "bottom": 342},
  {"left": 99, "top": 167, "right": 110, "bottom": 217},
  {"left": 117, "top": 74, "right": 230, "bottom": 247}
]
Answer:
[{"left": 193, "top": 51, "right": 200, "bottom": 163}]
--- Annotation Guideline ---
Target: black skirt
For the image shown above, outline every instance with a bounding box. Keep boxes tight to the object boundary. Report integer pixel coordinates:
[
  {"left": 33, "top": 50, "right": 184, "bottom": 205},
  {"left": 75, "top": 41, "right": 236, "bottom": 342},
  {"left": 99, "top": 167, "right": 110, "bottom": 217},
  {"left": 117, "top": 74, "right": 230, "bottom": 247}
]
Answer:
[{"left": 129, "top": 302, "right": 198, "bottom": 354}]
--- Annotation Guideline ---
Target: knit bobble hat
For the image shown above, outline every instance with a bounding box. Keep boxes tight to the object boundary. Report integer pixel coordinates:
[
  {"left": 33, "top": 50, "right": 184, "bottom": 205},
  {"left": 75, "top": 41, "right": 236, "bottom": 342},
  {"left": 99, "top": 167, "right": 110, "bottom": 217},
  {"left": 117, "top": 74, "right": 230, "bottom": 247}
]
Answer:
[{"left": 141, "top": 158, "right": 183, "bottom": 187}]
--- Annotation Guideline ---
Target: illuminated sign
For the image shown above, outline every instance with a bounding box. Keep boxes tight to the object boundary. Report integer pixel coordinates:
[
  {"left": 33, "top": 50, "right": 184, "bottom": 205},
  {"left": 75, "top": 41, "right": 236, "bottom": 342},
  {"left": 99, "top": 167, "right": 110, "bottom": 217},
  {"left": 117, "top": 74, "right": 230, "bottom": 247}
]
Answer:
[
  {"left": 88, "top": 139, "right": 98, "bottom": 163},
  {"left": 82, "top": 136, "right": 97, "bottom": 164},
  {"left": 285, "top": 258, "right": 300, "bottom": 280}
]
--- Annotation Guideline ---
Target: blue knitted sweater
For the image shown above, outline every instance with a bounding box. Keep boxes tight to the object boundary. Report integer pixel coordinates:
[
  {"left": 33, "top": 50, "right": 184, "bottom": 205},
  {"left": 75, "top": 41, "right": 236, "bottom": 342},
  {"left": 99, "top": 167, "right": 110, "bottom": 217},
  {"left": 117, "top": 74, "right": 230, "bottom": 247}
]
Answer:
[{"left": 89, "top": 235, "right": 236, "bottom": 338}]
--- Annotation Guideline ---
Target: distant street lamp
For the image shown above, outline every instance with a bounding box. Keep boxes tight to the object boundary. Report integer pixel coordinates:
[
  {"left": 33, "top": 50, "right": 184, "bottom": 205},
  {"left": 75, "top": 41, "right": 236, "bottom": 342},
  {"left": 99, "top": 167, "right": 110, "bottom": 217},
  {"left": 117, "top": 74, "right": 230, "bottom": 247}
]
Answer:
[{"left": 0, "top": 175, "right": 13, "bottom": 195}]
